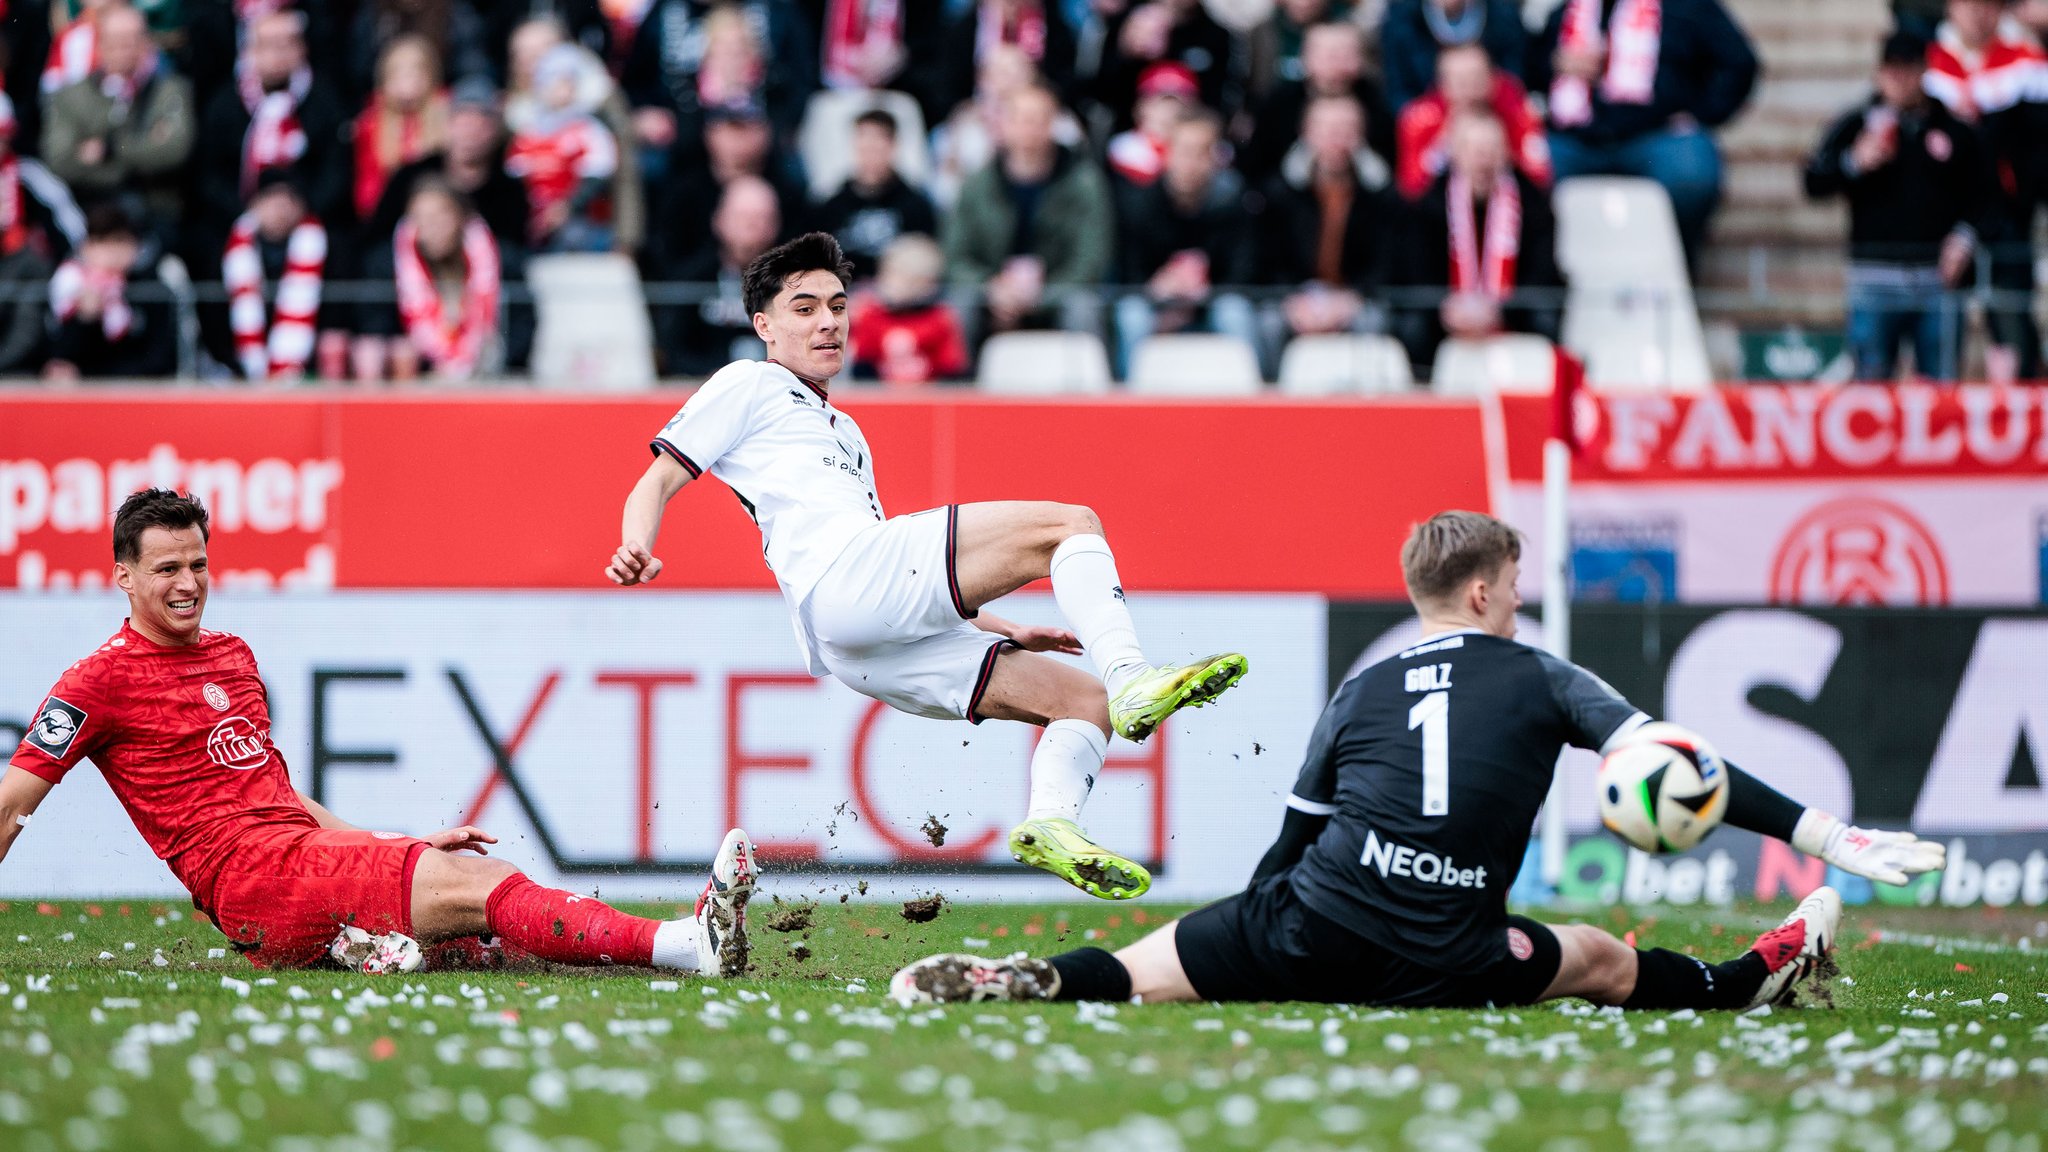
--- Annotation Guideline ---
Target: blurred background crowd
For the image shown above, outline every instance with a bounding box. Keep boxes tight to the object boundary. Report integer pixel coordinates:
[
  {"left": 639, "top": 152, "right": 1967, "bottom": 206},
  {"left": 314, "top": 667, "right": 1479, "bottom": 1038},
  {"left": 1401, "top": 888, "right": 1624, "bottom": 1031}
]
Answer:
[{"left": 0, "top": 0, "right": 2041, "bottom": 388}]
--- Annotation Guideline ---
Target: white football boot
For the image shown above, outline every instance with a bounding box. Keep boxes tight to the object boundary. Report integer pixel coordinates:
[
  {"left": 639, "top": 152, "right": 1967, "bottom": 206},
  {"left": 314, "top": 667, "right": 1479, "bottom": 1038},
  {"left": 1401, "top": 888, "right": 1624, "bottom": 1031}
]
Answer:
[
  {"left": 1744, "top": 885, "right": 1842, "bottom": 1009},
  {"left": 692, "top": 828, "right": 757, "bottom": 978}
]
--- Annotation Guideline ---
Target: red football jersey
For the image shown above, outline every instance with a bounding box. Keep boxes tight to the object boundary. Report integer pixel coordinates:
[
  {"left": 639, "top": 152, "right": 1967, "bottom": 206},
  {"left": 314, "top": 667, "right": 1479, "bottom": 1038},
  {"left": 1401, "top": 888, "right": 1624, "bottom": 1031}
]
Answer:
[{"left": 10, "top": 620, "right": 318, "bottom": 906}]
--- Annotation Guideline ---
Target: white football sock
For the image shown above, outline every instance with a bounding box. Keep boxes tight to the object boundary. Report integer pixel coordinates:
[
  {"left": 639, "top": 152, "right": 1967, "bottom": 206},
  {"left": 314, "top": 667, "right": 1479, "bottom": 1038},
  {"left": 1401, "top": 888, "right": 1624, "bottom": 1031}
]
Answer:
[
  {"left": 1027, "top": 718, "right": 1110, "bottom": 822},
  {"left": 649, "top": 918, "right": 702, "bottom": 972},
  {"left": 1049, "top": 533, "right": 1147, "bottom": 694}
]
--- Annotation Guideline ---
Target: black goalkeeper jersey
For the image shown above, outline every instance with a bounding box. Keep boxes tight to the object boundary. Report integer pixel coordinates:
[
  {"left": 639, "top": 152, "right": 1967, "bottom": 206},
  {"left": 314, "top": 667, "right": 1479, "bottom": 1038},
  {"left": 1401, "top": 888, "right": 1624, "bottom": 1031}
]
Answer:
[{"left": 1286, "top": 630, "right": 1646, "bottom": 974}]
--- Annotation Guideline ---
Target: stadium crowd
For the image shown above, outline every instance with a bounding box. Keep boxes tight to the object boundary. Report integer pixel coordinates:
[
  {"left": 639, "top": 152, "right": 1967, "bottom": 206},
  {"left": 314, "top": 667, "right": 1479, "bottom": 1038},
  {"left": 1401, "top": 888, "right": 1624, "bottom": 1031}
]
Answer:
[{"left": 0, "top": 0, "right": 2036, "bottom": 385}]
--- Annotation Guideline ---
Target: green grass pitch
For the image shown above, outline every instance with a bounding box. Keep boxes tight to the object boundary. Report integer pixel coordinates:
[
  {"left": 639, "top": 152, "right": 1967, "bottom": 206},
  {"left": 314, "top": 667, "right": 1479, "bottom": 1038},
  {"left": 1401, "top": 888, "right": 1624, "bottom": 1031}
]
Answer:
[{"left": 2, "top": 896, "right": 2044, "bottom": 1150}]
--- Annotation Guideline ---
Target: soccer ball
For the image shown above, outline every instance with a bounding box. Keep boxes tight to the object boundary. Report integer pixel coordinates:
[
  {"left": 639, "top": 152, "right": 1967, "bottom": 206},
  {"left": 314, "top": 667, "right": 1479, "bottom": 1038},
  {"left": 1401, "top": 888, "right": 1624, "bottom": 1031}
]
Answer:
[{"left": 1597, "top": 722, "right": 1729, "bottom": 853}]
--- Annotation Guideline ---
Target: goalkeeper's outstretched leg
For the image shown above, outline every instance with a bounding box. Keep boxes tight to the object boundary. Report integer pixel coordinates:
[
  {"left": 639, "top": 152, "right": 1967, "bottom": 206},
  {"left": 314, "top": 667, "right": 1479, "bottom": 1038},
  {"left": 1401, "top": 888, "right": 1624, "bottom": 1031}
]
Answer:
[{"left": 892, "top": 885, "right": 1845, "bottom": 1011}]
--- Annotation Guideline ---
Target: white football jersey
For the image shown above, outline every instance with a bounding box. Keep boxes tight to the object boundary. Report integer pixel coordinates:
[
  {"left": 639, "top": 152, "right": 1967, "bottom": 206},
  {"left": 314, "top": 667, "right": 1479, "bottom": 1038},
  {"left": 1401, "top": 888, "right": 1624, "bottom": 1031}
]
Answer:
[{"left": 652, "top": 360, "right": 884, "bottom": 651}]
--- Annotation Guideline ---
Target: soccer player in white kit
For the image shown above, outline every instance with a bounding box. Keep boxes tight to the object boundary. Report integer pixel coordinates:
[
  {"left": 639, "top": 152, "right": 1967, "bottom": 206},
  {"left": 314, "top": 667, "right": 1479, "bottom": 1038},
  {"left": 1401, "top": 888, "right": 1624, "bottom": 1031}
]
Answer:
[{"left": 607, "top": 233, "right": 1246, "bottom": 900}]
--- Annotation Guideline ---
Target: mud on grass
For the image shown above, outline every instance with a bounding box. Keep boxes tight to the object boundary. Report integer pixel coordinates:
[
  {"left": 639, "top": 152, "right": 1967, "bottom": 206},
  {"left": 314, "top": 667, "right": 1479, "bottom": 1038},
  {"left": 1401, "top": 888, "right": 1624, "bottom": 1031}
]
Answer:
[{"left": 0, "top": 898, "right": 2043, "bottom": 1150}]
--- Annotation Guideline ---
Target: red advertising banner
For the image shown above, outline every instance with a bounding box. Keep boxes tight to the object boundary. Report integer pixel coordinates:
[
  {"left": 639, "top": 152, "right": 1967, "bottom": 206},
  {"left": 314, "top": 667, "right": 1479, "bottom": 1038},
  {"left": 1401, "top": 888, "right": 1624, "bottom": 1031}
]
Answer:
[
  {"left": 0, "top": 391, "right": 1490, "bottom": 598},
  {"left": 1486, "top": 384, "right": 2048, "bottom": 606}
]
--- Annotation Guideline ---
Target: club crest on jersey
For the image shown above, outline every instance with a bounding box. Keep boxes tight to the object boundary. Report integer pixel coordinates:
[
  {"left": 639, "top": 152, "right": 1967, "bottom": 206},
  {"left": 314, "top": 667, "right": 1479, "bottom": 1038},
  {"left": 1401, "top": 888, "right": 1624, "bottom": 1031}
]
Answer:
[
  {"left": 203, "top": 683, "right": 230, "bottom": 711},
  {"left": 207, "top": 716, "right": 269, "bottom": 771},
  {"left": 25, "top": 696, "right": 86, "bottom": 759}
]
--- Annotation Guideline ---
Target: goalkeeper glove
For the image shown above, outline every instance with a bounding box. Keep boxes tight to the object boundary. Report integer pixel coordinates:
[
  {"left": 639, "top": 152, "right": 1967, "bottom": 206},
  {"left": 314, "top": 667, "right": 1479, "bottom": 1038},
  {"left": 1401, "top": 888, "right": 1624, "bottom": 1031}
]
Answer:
[{"left": 1792, "top": 810, "right": 1946, "bottom": 886}]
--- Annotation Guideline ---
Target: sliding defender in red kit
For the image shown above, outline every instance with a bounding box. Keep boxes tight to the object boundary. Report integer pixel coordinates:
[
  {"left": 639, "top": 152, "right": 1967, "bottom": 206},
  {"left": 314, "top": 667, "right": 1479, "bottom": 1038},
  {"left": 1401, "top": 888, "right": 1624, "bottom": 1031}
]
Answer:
[{"left": 0, "top": 488, "right": 756, "bottom": 976}]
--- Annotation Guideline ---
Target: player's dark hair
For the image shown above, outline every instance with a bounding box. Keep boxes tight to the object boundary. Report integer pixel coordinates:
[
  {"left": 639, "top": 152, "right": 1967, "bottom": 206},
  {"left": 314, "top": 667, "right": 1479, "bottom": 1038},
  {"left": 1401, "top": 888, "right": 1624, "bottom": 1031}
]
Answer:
[
  {"left": 743, "top": 231, "right": 855, "bottom": 316},
  {"left": 854, "top": 108, "right": 899, "bottom": 137},
  {"left": 113, "top": 488, "right": 210, "bottom": 564},
  {"left": 1401, "top": 510, "right": 1520, "bottom": 606}
]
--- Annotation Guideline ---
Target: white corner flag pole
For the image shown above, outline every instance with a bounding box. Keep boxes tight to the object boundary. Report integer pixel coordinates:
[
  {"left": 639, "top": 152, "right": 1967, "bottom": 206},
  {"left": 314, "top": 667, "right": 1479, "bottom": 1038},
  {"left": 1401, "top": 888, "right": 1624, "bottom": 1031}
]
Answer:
[
  {"left": 1539, "top": 436, "right": 1572, "bottom": 887},
  {"left": 1538, "top": 351, "right": 1581, "bottom": 889}
]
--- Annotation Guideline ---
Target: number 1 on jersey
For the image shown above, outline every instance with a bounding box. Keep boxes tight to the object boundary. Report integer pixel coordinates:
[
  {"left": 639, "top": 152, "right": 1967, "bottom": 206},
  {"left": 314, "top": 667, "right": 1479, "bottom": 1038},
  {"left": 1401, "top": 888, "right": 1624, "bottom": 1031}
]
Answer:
[{"left": 1408, "top": 691, "right": 1450, "bottom": 816}]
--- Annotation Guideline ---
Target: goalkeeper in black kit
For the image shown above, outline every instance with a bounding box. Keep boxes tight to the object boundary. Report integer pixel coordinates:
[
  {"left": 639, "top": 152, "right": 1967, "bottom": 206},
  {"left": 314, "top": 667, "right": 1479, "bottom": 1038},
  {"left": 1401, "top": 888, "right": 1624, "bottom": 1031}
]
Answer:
[{"left": 892, "top": 511, "right": 1946, "bottom": 1010}]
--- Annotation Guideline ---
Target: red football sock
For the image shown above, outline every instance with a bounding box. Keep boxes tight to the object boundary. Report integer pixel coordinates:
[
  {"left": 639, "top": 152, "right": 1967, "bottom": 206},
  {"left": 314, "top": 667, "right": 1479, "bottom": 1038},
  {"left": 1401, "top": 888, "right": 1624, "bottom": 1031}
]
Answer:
[{"left": 483, "top": 875, "right": 660, "bottom": 967}]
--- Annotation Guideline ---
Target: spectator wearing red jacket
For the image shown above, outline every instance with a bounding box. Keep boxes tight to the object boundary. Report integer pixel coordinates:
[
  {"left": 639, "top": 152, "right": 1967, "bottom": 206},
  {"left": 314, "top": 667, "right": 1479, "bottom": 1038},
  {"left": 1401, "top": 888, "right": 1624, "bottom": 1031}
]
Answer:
[
  {"left": 353, "top": 36, "right": 450, "bottom": 224},
  {"left": 1395, "top": 45, "right": 1551, "bottom": 200},
  {"left": 505, "top": 45, "right": 620, "bottom": 253},
  {"left": 1922, "top": 0, "right": 2048, "bottom": 380},
  {"left": 850, "top": 233, "right": 969, "bottom": 385}
]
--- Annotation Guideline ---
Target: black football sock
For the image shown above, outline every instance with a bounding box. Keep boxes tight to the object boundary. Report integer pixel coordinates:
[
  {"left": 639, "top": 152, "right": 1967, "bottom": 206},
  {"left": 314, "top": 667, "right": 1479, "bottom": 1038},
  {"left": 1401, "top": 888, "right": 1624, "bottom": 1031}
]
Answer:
[
  {"left": 1621, "top": 947, "right": 1767, "bottom": 1011},
  {"left": 1047, "top": 947, "right": 1133, "bottom": 1002}
]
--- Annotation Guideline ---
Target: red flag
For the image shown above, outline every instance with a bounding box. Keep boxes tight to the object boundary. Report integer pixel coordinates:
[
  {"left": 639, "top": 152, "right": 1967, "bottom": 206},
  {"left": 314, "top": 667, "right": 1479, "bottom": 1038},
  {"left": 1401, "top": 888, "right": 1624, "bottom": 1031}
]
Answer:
[{"left": 1550, "top": 346, "right": 1586, "bottom": 454}]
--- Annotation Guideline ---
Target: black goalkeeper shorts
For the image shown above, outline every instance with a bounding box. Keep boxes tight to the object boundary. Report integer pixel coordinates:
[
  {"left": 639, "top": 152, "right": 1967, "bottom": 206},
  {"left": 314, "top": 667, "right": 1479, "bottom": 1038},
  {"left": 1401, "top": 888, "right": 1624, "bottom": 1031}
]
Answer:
[{"left": 1174, "top": 871, "right": 1562, "bottom": 1007}]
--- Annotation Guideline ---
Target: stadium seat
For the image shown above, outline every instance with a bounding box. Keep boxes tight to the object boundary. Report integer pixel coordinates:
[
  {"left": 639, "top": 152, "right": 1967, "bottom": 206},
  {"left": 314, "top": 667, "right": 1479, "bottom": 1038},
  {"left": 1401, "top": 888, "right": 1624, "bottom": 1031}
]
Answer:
[
  {"left": 1553, "top": 176, "right": 1713, "bottom": 391},
  {"left": 527, "top": 253, "right": 658, "bottom": 390},
  {"left": 1554, "top": 176, "right": 1690, "bottom": 289},
  {"left": 1127, "top": 334, "right": 1264, "bottom": 395},
  {"left": 1430, "top": 335, "right": 1557, "bottom": 397},
  {"left": 976, "top": 331, "right": 1114, "bottom": 393},
  {"left": 1562, "top": 286, "right": 1715, "bottom": 391},
  {"left": 798, "top": 90, "right": 933, "bottom": 200},
  {"left": 1276, "top": 334, "right": 1415, "bottom": 395}
]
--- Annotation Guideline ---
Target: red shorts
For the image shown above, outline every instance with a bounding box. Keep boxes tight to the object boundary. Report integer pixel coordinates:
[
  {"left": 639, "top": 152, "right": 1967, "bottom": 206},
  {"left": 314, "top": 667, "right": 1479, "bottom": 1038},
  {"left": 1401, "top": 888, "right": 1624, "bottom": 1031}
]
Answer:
[{"left": 202, "top": 827, "right": 431, "bottom": 969}]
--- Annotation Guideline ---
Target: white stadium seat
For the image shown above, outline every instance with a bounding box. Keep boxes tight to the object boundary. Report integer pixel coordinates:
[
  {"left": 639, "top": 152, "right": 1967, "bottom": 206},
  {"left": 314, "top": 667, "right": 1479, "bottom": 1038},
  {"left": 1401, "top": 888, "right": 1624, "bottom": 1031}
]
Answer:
[
  {"left": 1554, "top": 176, "right": 1689, "bottom": 289},
  {"left": 1127, "top": 334, "right": 1264, "bottom": 395},
  {"left": 527, "top": 253, "right": 657, "bottom": 390},
  {"left": 1430, "top": 334, "right": 1557, "bottom": 397},
  {"left": 1553, "top": 176, "right": 1713, "bottom": 391},
  {"left": 976, "top": 331, "right": 1114, "bottom": 394},
  {"left": 1562, "top": 286, "right": 1714, "bottom": 391},
  {"left": 798, "top": 90, "right": 933, "bottom": 200},
  {"left": 1276, "top": 334, "right": 1415, "bottom": 395}
]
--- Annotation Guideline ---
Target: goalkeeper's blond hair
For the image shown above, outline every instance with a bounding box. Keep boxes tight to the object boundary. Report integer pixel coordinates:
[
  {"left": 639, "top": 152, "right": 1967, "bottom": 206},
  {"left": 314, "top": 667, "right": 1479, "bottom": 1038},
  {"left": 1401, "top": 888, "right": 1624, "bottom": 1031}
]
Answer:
[{"left": 1401, "top": 511, "right": 1521, "bottom": 608}]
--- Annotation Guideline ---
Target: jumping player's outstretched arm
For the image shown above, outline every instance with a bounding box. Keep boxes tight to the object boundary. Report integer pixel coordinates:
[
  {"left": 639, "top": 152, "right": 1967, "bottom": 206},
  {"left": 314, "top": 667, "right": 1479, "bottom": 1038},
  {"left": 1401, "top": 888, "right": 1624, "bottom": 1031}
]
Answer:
[
  {"left": 0, "top": 766, "right": 55, "bottom": 867},
  {"left": 609, "top": 453, "right": 695, "bottom": 586}
]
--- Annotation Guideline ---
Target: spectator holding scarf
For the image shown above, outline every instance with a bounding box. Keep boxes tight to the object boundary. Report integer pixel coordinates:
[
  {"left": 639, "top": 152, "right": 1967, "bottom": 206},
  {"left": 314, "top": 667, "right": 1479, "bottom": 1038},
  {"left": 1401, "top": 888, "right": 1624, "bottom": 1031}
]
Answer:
[
  {"left": 45, "top": 201, "right": 177, "bottom": 380},
  {"left": 1529, "top": 0, "right": 1758, "bottom": 274},
  {"left": 1395, "top": 112, "right": 1562, "bottom": 375},
  {"left": 193, "top": 7, "right": 353, "bottom": 263},
  {"left": 353, "top": 179, "right": 522, "bottom": 382},
  {"left": 222, "top": 171, "right": 326, "bottom": 382}
]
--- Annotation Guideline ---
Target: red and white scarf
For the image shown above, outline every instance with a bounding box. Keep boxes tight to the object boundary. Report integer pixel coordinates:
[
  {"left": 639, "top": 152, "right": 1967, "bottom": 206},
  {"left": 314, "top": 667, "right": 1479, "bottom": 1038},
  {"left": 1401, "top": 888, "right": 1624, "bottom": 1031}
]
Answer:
[
  {"left": 823, "top": 0, "right": 903, "bottom": 89},
  {"left": 0, "top": 153, "right": 23, "bottom": 256},
  {"left": 1925, "top": 17, "right": 2048, "bottom": 120},
  {"left": 975, "top": 0, "right": 1047, "bottom": 65},
  {"left": 1550, "top": 0, "right": 1661, "bottom": 128},
  {"left": 41, "top": 16, "right": 98, "bottom": 96},
  {"left": 50, "top": 259, "right": 133, "bottom": 341},
  {"left": 394, "top": 217, "right": 500, "bottom": 379},
  {"left": 239, "top": 64, "right": 313, "bottom": 198},
  {"left": 1447, "top": 170, "right": 1521, "bottom": 298},
  {"left": 223, "top": 213, "right": 326, "bottom": 379}
]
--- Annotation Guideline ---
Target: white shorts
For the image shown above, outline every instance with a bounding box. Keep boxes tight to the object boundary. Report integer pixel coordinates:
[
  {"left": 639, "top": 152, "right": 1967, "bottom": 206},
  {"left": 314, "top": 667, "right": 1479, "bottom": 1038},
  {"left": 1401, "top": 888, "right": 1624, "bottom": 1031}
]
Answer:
[{"left": 801, "top": 505, "right": 1010, "bottom": 722}]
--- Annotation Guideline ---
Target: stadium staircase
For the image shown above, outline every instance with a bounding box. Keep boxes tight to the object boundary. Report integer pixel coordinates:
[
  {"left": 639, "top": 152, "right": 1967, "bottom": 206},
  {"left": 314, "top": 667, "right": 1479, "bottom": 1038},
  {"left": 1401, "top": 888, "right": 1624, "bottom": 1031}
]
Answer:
[{"left": 1704, "top": 0, "right": 1892, "bottom": 328}]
